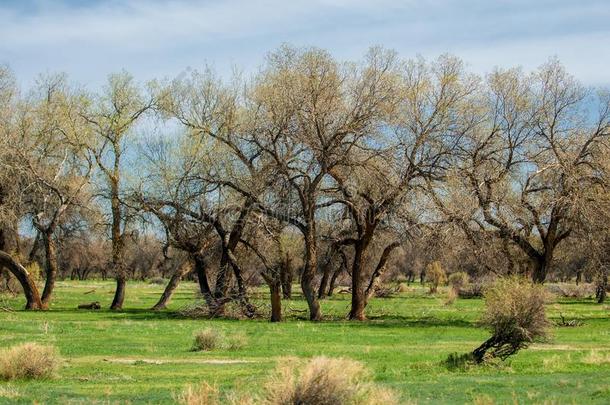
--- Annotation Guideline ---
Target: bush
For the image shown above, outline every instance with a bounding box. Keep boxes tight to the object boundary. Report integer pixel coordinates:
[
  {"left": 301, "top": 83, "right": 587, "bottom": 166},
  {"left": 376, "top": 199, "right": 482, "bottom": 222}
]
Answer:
[
  {"left": 472, "top": 276, "right": 551, "bottom": 363},
  {"left": 0, "top": 343, "right": 61, "bottom": 380},
  {"left": 193, "top": 329, "right": 221, "bottom": 351},
  {"left": 546, "top": 283, "right": 595, "bottom": 299},
  {"left": 264, "top": 356, "right": 397, "bottom": 405},
  {"left": 447, "top": 272, "right": 469, "bottom": 291},
  {"left": 192, "top": 329, "right": 248, "bottom": 352},
  {"left": 426, "top": 261, "right": 446, "bottom": 293},
  {"left": 444, "top": 287, "right": 458, "bottom": 306}
]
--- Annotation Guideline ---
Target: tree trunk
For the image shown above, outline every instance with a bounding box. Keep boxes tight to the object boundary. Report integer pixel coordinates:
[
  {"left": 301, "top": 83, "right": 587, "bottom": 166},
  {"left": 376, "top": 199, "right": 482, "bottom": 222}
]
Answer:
[
  {"left": 280, "top": 260, "right": 293, "bottom": 299},
  {"left": 596, "top": 268, "right": 608, "bottom": 304},
  {"left": 328, "top": 251, "right": 346, "bottom": 297},
  {"left": 317, "top": 252, "right": 334, "bottom": 299},
  {"left": 301, "top": 230, "right": 321, "bottom": 321},
  {"left": 0, "top": 250, "right": 43, "bottom": 310},
  {"left": 365, "top": 242, "right": 400, "bottom": 302},
  {"left": 192, "top": 253, "right": 215, "bottom": 308},
  {"left": 110, "top": 275, "right": 126, "bottom": 310},
  {"left": 152, "top": 263, "right": 191, "bottom": 310},
  {"left": 40, "top": 230, "right": 58, "bottom": 307},
  {"left": 532, "top": 258, "right": 548, "bottom": 284},
  {"left": 109, "top": 179, "right": 126, "bottom": 310},
  {"left": 349, "top": 242, "right": 366, "bottom": 321},
  {"left": 472, "top": 335, "right": 500, "bottom": 363},
  {"left": 270, "top": 279, "right": 282, "bottom": 322}
]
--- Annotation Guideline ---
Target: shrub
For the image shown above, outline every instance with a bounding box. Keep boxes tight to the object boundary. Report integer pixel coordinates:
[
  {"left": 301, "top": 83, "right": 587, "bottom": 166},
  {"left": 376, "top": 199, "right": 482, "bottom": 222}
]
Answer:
[
  {"left": 471, "top": 276, "right": 551, "bottom": 363},
  {"left": 426, "top": 261, "right": 446, "bottom": 293},
  {"left": 264, "top": 356, "right": 397, "bottom": 405},
  {"left": 192, "top": 329, "right": 247, "bottom": 351},
  {"left": 444, "top": 287, "right": 458, "bottom": 306},
  {"left": 0, "top": 343, "right": 61, "bottom": 380},
  {"left": 193, "top": 329, "right": 222, "bottom": 351},
  {"left": 448, "top": 272, "right": 469, "bottom": 291}
]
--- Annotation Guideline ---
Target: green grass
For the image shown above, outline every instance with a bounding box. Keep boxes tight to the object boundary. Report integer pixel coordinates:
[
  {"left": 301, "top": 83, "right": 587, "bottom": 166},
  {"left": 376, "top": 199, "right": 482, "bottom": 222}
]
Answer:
[{"left": 1, "top": 280, "right": 609, "bottom": 404}]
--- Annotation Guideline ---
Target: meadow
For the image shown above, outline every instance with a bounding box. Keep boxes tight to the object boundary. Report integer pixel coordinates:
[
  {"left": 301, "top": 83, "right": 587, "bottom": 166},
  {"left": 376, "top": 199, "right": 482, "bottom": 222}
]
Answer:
[{"left": 0, "top": 280, "right": 609, "bottom": 404}]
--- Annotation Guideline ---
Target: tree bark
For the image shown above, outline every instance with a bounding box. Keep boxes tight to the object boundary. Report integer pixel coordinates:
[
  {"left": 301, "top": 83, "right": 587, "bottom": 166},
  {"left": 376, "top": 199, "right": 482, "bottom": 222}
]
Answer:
[
  {"left": 280, "top": 258, "right": 293, "bottom": 299},
  {"left": 301, "top": 229, "right": 321, "bottom": 321},
  {"left": 0, "top": 250, "right": 43, "bottom": 310},
  {"left": 152, "top": 263, "right": 191, "bottom": 310},
  {"left": 40, "top": 230, "right": 58, "bottom": 307},
  {"left": 110, "top": 275, "right": 126, "bottom": 310},
  {"left": 349, "top": 242, "right": 366, "bottom": 320},
  {"left": 109, "top": 177, "right": 126, "bottom": 310},
  {"left": 270, "top": 279, "right": 282, "bottom": 322},
  {"left": 192, "top": 253, "right": 215, "bottom": 308},
  {"left": 365, "top": 242, "right": 400, "bottom": 301}
]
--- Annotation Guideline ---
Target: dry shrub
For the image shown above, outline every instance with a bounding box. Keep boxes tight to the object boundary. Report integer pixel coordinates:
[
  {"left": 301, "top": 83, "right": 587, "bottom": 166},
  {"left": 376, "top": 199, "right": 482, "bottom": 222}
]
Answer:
[
  {"left": 397, "top": 283, "right": 410, "bottom": 293},
  {"left": 0, "top": 343, "right": 61, "bottom": 380},
  {"left": 472, "top": 276, "right": 551, "bottom": 362},
  {"left": 192, "top": 329, "right": 248, "bottom": 352},
  {"left": 178, "top": 382, "right": 220, "bottom": 405},
  {"left": 193, "top": 329, "right": 221, "bottom": 351},
  {"left": 426, "top": 261, "right": 446, "bottom": 293},
  {"left": 264, "top": 356, "right": 398, "bottom": 405},
  {"left": 444, "top": 287, "right": 458, "bottom": 306},
  {"left": 546, "top": 283, "right": 595, "bottom": 299},
  {"left": 177, "top": 382, "right": 254, "bottom": 405},
  {"left": 448, "top": 272, "right": 469, "bottom": 291}
]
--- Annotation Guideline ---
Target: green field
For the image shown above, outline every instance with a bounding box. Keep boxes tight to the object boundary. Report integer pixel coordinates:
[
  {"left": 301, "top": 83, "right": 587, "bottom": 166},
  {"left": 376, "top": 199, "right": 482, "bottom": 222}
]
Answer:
[{"left": 0, "top": 280, "right": 609, "bottom": 404}]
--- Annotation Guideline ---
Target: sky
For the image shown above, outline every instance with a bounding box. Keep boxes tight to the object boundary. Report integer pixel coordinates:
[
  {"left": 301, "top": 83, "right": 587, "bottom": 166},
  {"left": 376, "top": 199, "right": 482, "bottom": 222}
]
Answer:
[{"left": 1, "top": 0, "right": 610, "bottom": 89}]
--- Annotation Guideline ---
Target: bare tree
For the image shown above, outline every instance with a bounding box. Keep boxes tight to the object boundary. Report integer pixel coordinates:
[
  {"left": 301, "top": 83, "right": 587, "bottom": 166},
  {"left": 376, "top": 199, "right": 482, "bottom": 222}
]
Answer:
[{"left": 81, "top": 72, "right": 154, "bottom": 309}]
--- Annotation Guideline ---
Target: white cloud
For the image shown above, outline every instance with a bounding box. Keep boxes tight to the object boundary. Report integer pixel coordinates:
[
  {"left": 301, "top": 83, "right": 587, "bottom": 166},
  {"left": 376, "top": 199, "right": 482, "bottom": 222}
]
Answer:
[{"left": 1, "top": 0, "right": 609, "bottom": 87}]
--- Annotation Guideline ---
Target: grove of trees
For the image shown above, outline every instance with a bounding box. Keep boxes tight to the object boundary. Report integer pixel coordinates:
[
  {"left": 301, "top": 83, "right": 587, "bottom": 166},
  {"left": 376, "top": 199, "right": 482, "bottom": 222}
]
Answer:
[{"left": 1, "top": 46, "right": 609, "bottom": 319}]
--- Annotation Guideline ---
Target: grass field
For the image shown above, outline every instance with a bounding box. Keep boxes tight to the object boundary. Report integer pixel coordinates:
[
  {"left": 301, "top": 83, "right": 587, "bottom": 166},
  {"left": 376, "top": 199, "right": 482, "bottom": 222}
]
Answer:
[{"left": 0, "top": 280, "right": 609, "bottom": 404}]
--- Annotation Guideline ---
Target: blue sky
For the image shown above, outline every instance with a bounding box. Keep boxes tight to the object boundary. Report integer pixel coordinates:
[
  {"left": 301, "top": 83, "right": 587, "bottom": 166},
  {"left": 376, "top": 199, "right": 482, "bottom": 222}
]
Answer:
[{"left": 2, "top": 0, "right": 610, "bottom": 88}]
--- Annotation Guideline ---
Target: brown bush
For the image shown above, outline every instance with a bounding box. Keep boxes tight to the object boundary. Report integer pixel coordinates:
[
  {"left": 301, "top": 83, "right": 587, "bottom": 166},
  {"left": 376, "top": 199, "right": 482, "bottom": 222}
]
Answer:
[
  {"left": 426, "top": 261, "right": 446, "bottom": 293},
  {"left": 0, "top": 343, "right": 61, "bottom": 380},
  {"left": 472, "top": 276, "right": 551, "bottom": 362},
  {"left": 444, "top": 287, "right": 458, "bottom": 306},
  {"left": 264, "top": 356, "right": 397, "bottom": 405},
  {"left": 192, "top": 329, "right": 221, "bottom": 351},
  {"left": 447, "top": 272, "right": 469, "bottom": 291}
]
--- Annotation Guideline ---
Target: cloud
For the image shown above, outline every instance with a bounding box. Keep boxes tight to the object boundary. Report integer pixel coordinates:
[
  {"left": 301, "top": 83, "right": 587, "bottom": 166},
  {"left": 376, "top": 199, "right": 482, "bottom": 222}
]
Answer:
[{"left": 1, "top": 0, "right": 609, "bottom": 87}]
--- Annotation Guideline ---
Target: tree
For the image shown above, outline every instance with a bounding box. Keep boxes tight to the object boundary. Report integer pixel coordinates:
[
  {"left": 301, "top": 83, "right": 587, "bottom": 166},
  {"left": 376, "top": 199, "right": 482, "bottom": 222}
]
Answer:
[
  {"left": 10, "top": 73, "right": 91, "bottom": 307},
  {"left": 81, "top": 72, "right": 154, "bottom": 309},
  {"left": 328, "top": 54, "right": 477, "bottom": 319},
  {"left": 0, "top": 65, "right": 43, "bottom": 310},
  {"left": 437, "top": 60, "right": 610, "bottom": 283}
]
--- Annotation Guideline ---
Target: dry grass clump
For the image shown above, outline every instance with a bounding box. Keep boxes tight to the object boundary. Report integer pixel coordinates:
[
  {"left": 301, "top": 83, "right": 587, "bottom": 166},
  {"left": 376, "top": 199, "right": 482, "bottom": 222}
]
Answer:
[
  {"left": 192, "top": 328, "right": 248, "bottom": 352},
  {"left": 178, "top": 382, "right": 220, "bottom": 405},
  {"left": 264, "top": 356, "right": 398, "bottom": 405},
  {"left": 444, "top": 287, "right": 458, "bottom": 306},
  {"left": 193, "top": 328, "right": 221, "bottom": 351},
  {"left": 546, "top": 283, "right": 595, "bottom": 299},
  {"left": 397, "top": 283, "right": 410, "bottom": 293},
  {"left": 0, "top": 343, "right": 61, "bottom": 380},
  {"left": 426, "top": 261, "right": 446, "bottom": 294},
  {"left": 581, "top": 350, "right": 610, "bottom": 365},
  {"left": 448, "top": 272, "right": 469, "bottom": 291},
  {"left": 177, "top": 382, "right": 254, "bottom": 405}
]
